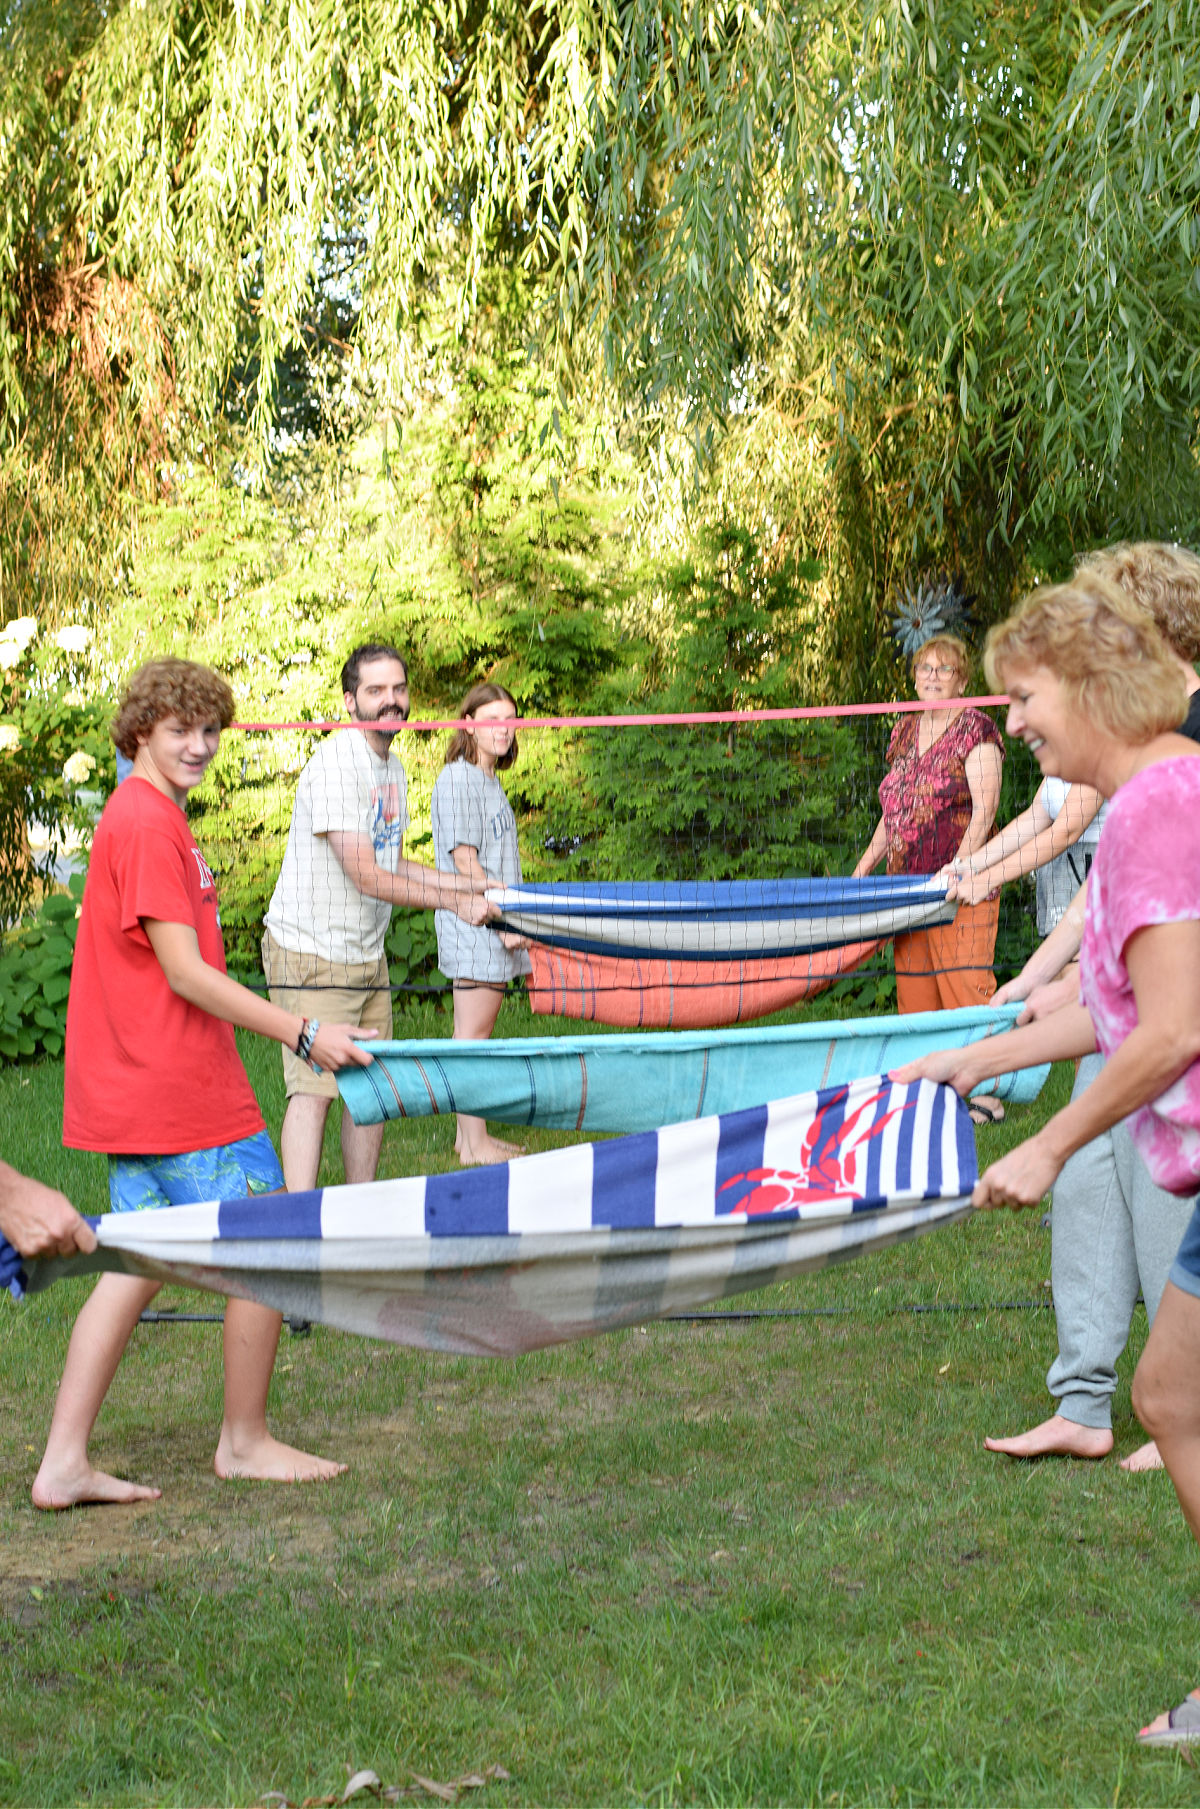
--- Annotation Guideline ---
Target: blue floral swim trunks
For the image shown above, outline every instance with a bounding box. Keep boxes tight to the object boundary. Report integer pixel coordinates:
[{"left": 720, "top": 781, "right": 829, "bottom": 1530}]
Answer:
[{"left": 107, "top": 1129, "right": 283, "bottom": 1213}]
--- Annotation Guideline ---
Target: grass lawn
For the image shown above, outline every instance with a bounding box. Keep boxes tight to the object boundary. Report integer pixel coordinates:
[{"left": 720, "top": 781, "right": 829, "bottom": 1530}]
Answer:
[{"left": 2, "top": 1001, "right": 1198, "bottom": 1806}]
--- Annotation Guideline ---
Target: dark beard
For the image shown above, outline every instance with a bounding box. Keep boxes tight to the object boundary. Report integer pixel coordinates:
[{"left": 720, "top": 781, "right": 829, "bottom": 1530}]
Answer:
[{"left": 355, "top": 701, "right": 409, "bottom": 738}]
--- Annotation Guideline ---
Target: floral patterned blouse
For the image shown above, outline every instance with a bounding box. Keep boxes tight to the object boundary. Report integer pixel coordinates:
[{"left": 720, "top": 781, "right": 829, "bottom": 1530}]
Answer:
[{"left": 878, "top": 707, "right": 1004, "bottom": 875}]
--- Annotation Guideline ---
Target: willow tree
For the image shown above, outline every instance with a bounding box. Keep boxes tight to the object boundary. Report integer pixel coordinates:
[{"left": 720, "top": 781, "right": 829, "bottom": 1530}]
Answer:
[{"left": 3, "top": 0, "right": 1200, "bottom": 678}]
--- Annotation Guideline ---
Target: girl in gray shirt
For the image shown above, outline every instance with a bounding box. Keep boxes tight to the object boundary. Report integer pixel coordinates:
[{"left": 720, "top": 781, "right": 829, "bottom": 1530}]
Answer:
[{"left": 432, "top": 682, "right": 531, "bottom": 1164}]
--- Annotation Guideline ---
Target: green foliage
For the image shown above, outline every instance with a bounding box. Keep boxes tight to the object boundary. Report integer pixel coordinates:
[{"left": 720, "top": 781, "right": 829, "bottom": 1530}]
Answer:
[
  {"left": 509, "top": 524, "right": 880, "bottom": 884},
  {"left": 384, "top": 909, "right": 447, "bottom": 1002},
  {"left": 550, "top": 717, "right": 875, "bottom": 884},
  {"left": 651, "top": 523, "right": 820, "bottom": 714},
  {"left": 0, "top": 618, "right": 113, "bottom": 923},
  {"left": 2, "top": 0, "right": 1200, "bottom": 725},
  {"left": 0, "top": 873, "right": 82, "bottom": 1060},
  {"left": 395, "top": 269, "right": 643, "bottom": 710}
]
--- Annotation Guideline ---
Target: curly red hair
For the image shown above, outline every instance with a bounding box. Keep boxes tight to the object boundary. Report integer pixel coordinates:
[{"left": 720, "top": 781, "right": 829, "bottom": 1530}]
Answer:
[{"left": 112, "top": 659, "right": 235, "bottom": 758}]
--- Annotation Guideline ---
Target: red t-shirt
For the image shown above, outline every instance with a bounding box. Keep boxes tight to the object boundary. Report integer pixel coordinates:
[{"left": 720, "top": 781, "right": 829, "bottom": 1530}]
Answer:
[{"left": 63, "top": 777, "right": 265, "bottom": 1154}]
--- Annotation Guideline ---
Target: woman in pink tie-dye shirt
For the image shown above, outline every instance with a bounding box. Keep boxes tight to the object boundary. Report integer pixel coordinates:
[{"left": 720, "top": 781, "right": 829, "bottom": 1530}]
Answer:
[{"left": 895, "top": 573, "right": 1200, "bottom": 1746}]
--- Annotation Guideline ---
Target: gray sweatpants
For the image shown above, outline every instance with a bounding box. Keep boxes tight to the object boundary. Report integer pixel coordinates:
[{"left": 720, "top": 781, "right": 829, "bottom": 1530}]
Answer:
[{"left": 1047, "top": 1053, "right": 1196, "bottom": 1429}]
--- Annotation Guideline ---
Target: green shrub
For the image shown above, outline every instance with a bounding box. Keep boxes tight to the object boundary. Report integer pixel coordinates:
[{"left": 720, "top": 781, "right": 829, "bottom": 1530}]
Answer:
[
  {"left": 0, "top": 876, "right": 83, "bottom": 1061},
  {"left": 385, "top": 908, "right": 449, "bottom": 1003},
  {"left": 0, "top": 620, "right": 114, "bottom": 925}
]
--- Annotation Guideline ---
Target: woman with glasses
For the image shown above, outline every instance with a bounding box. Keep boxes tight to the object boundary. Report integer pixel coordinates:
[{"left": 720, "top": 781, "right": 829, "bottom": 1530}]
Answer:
[{"left": 852, "top": 637, "right": 1005, "bottom": 1114}]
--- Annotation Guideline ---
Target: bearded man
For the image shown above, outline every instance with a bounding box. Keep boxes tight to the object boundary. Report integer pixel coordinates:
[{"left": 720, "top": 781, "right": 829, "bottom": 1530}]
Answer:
[{"left": 263, "top": 644, "right": 487, "bottom": 1192}]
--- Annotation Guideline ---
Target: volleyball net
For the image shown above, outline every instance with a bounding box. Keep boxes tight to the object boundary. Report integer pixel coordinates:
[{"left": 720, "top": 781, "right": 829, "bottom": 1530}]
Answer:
[{"left": 182, "top": 699, "right": 1046, "bottom": 1023}]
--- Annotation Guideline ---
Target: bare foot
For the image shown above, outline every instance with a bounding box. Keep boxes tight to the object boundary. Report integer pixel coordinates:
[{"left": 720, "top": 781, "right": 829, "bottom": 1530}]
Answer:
[
  {"left": 983, "top": 1414, "right": 1113, "bottom": 1460},
  {"left": 1120, "top": 1438, "right": 1165, "bottom": 1473},
  {"left": 1139, "top": 1690, "right": 1200, "bottom": 1744},
  {"left": 32, "top": 1461, "right": 162, "bottom": 1511},
  {"left": 457, "top": 1135, "right": 523, "bottom": 1166},
  {"left": 214, "top": 1432, "right": 347, "bottom": 1483}
]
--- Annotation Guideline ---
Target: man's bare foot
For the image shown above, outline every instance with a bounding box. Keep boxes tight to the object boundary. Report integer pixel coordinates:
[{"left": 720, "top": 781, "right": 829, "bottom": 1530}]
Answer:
[
  {"left": 983, "top": 1414, "right": 1113, "bottom": 1460},
  {"left": 214, "top": 1432, "right": 347, "bottom": 1483},
  {"left": 457, "top": 1135, "right": 523, "bottom": 1166},
  {"left": 32, "top": 1460, "right": 162, "bottom": 1511},
  {"left": 1120, "top": 1438, "right": 1164, "bottom": 1473}
]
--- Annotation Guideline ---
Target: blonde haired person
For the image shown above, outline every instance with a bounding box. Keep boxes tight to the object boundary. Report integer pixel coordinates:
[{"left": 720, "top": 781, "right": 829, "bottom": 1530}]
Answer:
[
  {"left": 941, "top": 542, "right": 1200, "bottom": 1476},
  {"left": 431, "top": 682, "right": 531, "bottom": 1166},
  {"left": 993, "top": 541, "right": 1200, "bottom": 1015},
  {"left": 1080, "top": 539, "right": 1200, "bottom": 670},
  {"left": 852, "top": 634, "right": 1005, "bottom": 1120},
  {"left": 892, "top": 575, "right": 1200, "bottom": 1744}
]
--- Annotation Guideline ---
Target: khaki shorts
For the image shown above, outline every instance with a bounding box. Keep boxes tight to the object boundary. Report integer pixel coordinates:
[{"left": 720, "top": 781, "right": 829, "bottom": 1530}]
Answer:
[{"left": 262, "top": 929, "right": 393, "bottom": 1099}]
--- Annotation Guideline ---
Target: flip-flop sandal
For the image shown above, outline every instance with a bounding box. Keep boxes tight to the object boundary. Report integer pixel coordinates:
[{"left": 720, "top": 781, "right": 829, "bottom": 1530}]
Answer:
[
  {"left": 1138, "top": 1693, "right": 1200, "bottom": 1745},
  {"left": 968, "top": 1096, "right": 1006, "bottom": 1126}
]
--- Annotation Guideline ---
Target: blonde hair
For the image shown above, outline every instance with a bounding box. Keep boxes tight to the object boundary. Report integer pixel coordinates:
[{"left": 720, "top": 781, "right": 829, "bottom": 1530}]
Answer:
[
  {"left": 1076, "top": 541, "right": 1200, "bottom": 663},
  {"left": 984, "top": 575, "right": 1187, "bottom": 743},
  {"left": 444, "top": 681, "right": 519, "bottom": 771},
  {"left": 912, "top": 635, "right": 969, "bottom": 688},
  {"left": 112, "top": 659, "right": 235, "bottom": 758}
]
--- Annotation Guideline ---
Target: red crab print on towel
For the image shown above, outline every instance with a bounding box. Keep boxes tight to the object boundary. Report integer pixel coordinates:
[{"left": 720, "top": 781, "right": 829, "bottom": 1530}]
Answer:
[{"left": 716, "top": 1085, "right": 915, "bottom": 1214}]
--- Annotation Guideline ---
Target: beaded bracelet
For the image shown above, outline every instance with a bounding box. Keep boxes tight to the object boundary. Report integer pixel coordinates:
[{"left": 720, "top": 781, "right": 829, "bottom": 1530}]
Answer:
[{"left": 295, "top": 1018, "right": 321, "bottom": 1064}]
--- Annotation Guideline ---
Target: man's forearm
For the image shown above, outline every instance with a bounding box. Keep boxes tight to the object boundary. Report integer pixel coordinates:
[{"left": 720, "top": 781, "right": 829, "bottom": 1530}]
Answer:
[
  {"left": 366, "top": 861, "right": 482, "bottom": 909},
  {"left": 0, "top": 1160, "right": 95, "bottom": 1257}
]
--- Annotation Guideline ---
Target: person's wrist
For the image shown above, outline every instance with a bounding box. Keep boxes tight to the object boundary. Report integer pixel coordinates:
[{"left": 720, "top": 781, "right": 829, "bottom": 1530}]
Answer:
[
  {"left": 960, "top": 1052, "right": 994, "bottom": 1093},
  {"left": 1032, "top": 1122, "right": 1072, "bottom": 1176}
]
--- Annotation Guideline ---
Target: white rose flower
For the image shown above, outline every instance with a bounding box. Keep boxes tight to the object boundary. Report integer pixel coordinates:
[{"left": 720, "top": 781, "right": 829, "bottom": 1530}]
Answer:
[
  {"left": 54, "top": 625, "right": 92, "bottom": 654},
  {"left": 0, "top": 725, "right": 22, "bottom": 755},
  {"left": 63, "top": 750, "right": 97, "bottom": 785},
  {"left": 0, "top": 641, "right": 22, "bottom": 671},
  {"left": 0, "top": 616, "right": 38, "bottom": 647}
]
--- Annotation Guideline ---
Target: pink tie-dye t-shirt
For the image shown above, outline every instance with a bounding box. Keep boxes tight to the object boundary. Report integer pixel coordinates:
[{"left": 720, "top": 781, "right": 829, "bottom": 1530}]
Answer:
[{"left": 1080, "top": 757, "right": 1200, "bottom": 1195}]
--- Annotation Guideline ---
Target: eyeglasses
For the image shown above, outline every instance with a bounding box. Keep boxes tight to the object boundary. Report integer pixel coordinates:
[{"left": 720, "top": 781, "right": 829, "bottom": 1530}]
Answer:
[{"left": 914, "top": 662, "right": 961, "bottom": 678}]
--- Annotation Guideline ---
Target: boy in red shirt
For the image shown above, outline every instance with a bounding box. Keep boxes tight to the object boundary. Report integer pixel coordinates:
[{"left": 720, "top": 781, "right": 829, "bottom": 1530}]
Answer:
[{"left": 33, "top": 659, "right": 375, "bottom": 1509}]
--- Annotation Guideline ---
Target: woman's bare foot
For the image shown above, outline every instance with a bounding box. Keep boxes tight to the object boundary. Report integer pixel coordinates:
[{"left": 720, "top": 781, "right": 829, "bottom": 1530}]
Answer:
[
  {"left": 1139, "top": 1690, "right": 1200, "bottom": 1745},
  {"left": 1120, "top": 1438, "right": 1164, "bottom": 1472},
  {"left": 983, "top": 1414, "right": 1113, "bottom": 1459},
  {"left": 214, "top": 1432, "right": 347, "bottom": 1483},
  {"left": 32, "top": 1461, "right": 162, "bottom": 1511},
  {"left": 456, "top": 1135, "right": 523, "bottom": 1166}
]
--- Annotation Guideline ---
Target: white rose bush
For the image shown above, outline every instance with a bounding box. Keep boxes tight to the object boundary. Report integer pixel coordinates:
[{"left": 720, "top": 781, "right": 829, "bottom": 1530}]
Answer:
[
  {"left": 62, "top": 749, "right": 97, "bottom": 786},
  {"left": 0, "top": 618, "right": 111, "bottom": 1060}
]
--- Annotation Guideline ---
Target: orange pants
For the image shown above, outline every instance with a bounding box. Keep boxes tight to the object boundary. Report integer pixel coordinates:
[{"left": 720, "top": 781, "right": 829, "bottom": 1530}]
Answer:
[{"left": 893, "top": 895, "right": 1000, "bottom": 1015}]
